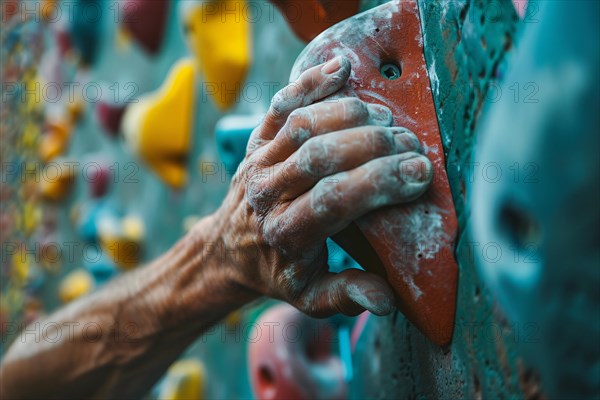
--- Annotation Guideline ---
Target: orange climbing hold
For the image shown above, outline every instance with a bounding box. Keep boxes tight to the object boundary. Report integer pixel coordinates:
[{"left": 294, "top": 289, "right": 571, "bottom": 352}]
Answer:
[
  {"left": 291, "top": 0, "right": 459, "bottom": 346},
  {"left": 271, "top": 0, "right": 361, "bottom": 42}
]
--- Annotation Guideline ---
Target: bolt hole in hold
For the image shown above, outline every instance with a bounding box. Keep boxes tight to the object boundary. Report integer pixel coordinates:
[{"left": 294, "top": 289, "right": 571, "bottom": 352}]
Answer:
[
  {"left": 380, "top": 62, "right": 401, "bottom": 80},
  {"left": 499, "top": 202, "right": 542, "bottom": 250},
  {"left": 258, "top": 365, "right": 275, "bottom": 387}
]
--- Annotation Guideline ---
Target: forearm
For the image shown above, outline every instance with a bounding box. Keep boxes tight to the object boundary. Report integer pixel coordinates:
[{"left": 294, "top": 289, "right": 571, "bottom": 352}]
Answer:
[{"left": 0, "top": 215, "right": 256, "bottom": 399}]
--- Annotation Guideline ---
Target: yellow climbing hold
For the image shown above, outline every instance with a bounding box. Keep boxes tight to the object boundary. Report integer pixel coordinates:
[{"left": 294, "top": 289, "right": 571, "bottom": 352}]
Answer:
[
  {"left": 38, "top": 120, "right": 72, "bottom": 163},
  {"left": 40, "top": 0, "right": 59, "bottom": 21},
  {"left": 38, "top": 160, "right": 77, "bottom": 201},
  {"left": 59, "top": 269, "right": 95, "bottom": 303},
  {"left": 12, "top": 248, "right": 32, "bottom": 285},
  {"left": 183, "top": 0, "right": 252, "bottom": 110},
  {"left": 159, "top": 359, "right": 205, "bottom": 400},
  {"left": 22, "top": 200, "right": 41, "bottom": 235},
  {"left": 122, "top": 58, "right": 196, "bottom": 189},
  {"left": 98, "top": 215, "right": 144, "bottom": 270}
]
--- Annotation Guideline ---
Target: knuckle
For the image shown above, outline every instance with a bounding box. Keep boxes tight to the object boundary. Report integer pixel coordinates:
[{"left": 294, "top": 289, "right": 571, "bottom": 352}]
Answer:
[
  {"left": 263, "top": 216, "right": 292, "bottom": 250},
  {"left": 246, "top": 178, "right": 276, "bottom": 212},
  {"left": 321, "top": 72, "right": 344, "bottom": 93},
  {"left": 312, "top": 183, "right": 346, "bottom": 220},
  {"left": 369, "top": 127, "right": 396, "bottom": 153},
  {"left": 344, "top": 98, "right": 369, "bottom": 120},
  {"left": 271, "top": 84, "right": 302, "bottom": 117},
  {"left": 298, "top": 138, "right": 332, "bottom": 178},
  {"left": 298, "top": 71, "right": 319, "bottom": 93},
  {"left": 286, "top": 109, "right": 312, "bottom": 143},
  {"left": 270, "top": 90, "right": 288, "bottom": 119},
  {"left": 288, "top": 108, "right": 310, "bottom": 125}
]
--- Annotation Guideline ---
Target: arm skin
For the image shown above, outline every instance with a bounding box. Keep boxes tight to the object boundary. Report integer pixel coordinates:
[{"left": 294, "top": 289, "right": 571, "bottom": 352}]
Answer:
[{"left": 0, "top": 56, "right": 433, "bottom": 399}]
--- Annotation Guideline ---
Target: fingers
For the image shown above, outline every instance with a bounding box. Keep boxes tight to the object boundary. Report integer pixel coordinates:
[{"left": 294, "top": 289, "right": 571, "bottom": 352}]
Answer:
[
  {"left": 249, "top": 56, "right": 352, "bottom": 149},
  {"left": 293, "top": 269, "right": 396, "bottom": 317},
  {"left": 265, "top": 152, "right": 433, "bottom": 249},
  {"left": 271, "top": 127, "right": 421, "bottom": 200},
  {"left": 263, "top": 98, "right": 393, "bottom": 163}
]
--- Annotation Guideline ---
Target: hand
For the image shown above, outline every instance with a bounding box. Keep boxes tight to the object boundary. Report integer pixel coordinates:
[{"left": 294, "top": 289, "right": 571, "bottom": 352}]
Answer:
[{"left": 209, "top": 56, "right": 433, "bottom": 317}]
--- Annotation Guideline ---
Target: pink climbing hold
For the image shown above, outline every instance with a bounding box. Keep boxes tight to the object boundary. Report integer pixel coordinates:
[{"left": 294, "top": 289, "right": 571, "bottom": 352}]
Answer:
[
  {"left": 248, "top": 304, "right": 347, "bottom": 400},
  {"left": 96, "top": 101, "right": 126, "bottom": 137}
]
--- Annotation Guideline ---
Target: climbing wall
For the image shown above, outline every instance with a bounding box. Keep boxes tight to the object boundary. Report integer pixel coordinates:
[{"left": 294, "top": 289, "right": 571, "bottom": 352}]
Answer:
[{"left": 1, "top": 0, "right": 552, "bottom": 399}]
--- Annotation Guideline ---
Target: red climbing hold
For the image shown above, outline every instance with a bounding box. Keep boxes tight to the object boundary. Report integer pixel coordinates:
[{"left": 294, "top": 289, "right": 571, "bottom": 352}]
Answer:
[
  {"left": 96, "top": 101, "right": 126, "bottom": 137},
  {"left": 291, "top": 0, "right": 459, "bottom": 346},
  {"left": 122, "top": 0, "right": 169, "bottom": 55}
]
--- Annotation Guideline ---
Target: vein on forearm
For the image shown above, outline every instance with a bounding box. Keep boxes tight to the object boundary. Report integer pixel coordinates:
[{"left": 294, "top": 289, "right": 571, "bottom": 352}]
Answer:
[{"left": 0, "top": 222, "right": 250, "bottom": 399}]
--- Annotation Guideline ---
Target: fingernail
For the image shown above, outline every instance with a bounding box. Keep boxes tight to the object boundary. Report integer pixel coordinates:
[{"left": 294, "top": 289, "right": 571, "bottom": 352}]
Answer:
[
  {"left": 364, "top": 294, "right": 395, "bottom": 316},
  {"left": 367, "top": 104, "right": 393, "bottom": 125},
  {"left": 322, "top": 56, "right": 343, "bottom": 74},
  {"left": 399, "top": 154, "right": 432, "bottom": 183},
  {"left": 391, "top": 127, "right": 421, "bottom": 151},
  {"left": 349, "top": 288, "right": 395, "bottom": 316}
]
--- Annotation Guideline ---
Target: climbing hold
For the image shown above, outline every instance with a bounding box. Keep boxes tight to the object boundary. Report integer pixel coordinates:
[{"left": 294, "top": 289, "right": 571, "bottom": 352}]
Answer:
[
  {"left": 291, "top": 0, "right": 459, "bottom": 346},
  {"left": 59, "top": 269, "right": 95, "bottom": 303},
  {"left": 21, "top": 201, "right": 41, "bottom": 236},
  {"left": 24, "top": 264, "right": 46, "bottom": 293},
  {"left": 271, "top": 0, "right": 361, "bottom": 42},
  {"left": 248, "top": 303, "right": 346, "bottom": 400},
  {"left": 54, "top": 25, "right": 73, "bottom": 58},
  {"left": 183, "top": 0, "right": 251, "bottom": 110},
  {"left": 122, "top": 58, "right": 196, "bottom": 189},
  {"left": 98, "top": 214, "right": 144, "bottom": 270},
  {"left": 12, "top": 247, "right": 33, "bottom": 286},
  {"left": 326, "top": 239, "right": 361, "bottom": 274},
  {"left": 87, "top": 162, "right": 111, "bottom": 198},
  {"left": 84, "top": 255, "right": 118, "bottom": 285},
  {"left": 224, "top": 310, "right": 243, "bottom": 328},
  {"left": 39, "top": 0, "right": 59, "bottom": 22},
  {"left": 471, "top": 2, "right": 600, "bottom": 397},
  {"left": 66, "top": 96, "right": 86, "bottom": 124},
  {"left": 182, "top": 215, "right": 201, "bottom": 233},
  {"left": 38, "top": 119, "right": 72, "bottom": 163},
  {"left": 76, "top": 200, "right": 112, "bottom": 242},
  {"left": 2, "top": 0, "right": 19, "bottom": 21},
  {"left": 215, "top": 114, "right": 261, "bottom": 175},
  {"left": 96, "top": 100, "right": 127, "bottom": 137},
  {"left": 158, "top": 359, "right": 205, "bottom": 400},
  {"left": 121, "top": 0, "right": 169, "bottom": 55},
  {"left": 122, "top": 215, "right": 144, "bottom": 240},
  {"left": 39, "top": 160, "right": 77, "bottom": 201},
  {"left": 67, "top": 0, "right": 102, "bottom": 67}
]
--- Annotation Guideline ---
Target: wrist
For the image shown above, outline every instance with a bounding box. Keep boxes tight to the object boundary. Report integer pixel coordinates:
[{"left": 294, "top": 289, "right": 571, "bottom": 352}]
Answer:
[{"left": 155, "top": 212, "right": 259, "bottom": 330}]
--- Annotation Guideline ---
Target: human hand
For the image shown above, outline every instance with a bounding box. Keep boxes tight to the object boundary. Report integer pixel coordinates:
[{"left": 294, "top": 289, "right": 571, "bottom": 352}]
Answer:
[{"left": 210, "top": 56, "right": 433, "bottom": 317}]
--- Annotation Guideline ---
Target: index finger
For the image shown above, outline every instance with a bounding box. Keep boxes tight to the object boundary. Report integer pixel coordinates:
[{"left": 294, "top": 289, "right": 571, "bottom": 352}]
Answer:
[{"left": 250, "top": 56, "right": 352, "bottom": 147}]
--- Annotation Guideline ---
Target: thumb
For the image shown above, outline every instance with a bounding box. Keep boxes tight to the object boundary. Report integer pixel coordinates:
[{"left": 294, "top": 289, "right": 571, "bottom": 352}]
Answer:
[{"left": 293, "top": 269, "right": 396, "bottom": 317}]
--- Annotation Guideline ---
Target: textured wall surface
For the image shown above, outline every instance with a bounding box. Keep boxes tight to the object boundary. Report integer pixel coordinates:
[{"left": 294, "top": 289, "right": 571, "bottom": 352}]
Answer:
[{"left": 2, "top": 1, "right": 552, "bottom": 398}]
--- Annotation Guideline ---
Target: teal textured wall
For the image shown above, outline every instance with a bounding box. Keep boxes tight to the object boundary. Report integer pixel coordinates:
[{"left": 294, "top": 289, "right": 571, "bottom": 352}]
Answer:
[{"left": 349, "top": 1, "right": 545, "bottom": 399}]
